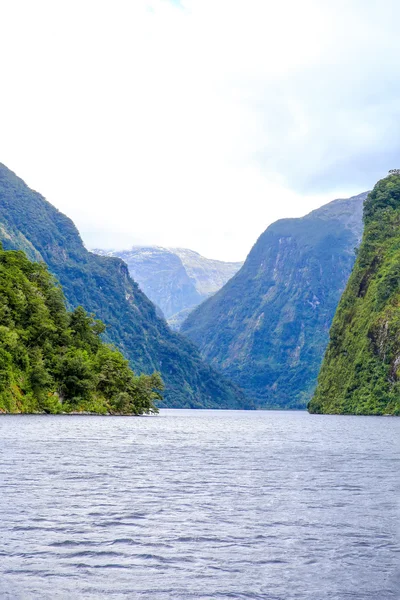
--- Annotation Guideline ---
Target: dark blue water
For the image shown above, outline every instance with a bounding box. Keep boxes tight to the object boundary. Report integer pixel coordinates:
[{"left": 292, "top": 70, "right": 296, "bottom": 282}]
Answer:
[{"left": 0, "top": 410, "right": 399, "bottom": 599}]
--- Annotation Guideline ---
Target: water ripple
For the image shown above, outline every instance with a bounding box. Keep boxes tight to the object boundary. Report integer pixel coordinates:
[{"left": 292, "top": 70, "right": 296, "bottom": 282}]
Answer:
[{"left": 0, "top": 409, "right": 399, "bottom": 599}]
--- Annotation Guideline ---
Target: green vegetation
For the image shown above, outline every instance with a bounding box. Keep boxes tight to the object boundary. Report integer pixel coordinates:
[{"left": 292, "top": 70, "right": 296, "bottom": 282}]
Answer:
[
  {"left": 0, "top": 163, "right": 245, "bottom": 409},
  {"left": 309, "top": 174, "right": 400, "bottom": 415},
  {"left": 181, "top": 193, "right": 367, "bottom": 408},
  {"left": 0, "top": 245, "right": 162, "bottom": 414}
]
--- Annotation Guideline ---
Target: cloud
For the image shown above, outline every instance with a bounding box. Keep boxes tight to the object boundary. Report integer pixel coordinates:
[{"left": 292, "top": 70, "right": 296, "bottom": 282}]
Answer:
[{"left": 0, "top": 0, "right": 399, "bottom": 260}]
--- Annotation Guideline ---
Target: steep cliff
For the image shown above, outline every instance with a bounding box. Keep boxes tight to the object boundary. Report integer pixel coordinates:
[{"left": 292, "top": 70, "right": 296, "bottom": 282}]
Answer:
[
  {"left": 309, "top": 174, "right": 400, "bottom": 415},
  {"left": 181, "top": 193, "right": 367, "bottom": 408}
]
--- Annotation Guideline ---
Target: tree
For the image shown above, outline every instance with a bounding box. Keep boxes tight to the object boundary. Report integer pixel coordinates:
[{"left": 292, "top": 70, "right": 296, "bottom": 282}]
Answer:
[{"left": 0, "top": 247, "right": 163, "bottom": 414}]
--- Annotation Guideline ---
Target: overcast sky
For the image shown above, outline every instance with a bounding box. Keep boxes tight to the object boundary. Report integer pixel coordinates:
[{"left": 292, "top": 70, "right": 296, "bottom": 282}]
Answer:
[{"left": 1, "top": 0, "right": 400, "bottom": 261}]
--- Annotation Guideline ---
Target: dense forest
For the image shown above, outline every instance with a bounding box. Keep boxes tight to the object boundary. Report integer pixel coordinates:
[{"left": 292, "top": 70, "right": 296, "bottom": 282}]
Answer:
[
  {"left": 309, "top": 174, "right": 400, "bottom": 415},
  {"left": 0, "top": 245, "right": 162, "bottom": 414},
  {"left": 0, "top": 163, "right": 246, "bottom": 409}
]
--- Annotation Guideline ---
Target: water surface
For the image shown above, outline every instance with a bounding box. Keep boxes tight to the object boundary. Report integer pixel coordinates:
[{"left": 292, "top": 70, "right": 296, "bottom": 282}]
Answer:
[{"left": 0, "top": 410, "right": 399, "bottom": 599}]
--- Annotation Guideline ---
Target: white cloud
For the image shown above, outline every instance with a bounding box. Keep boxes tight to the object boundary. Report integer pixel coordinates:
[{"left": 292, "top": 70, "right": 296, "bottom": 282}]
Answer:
[{"left": 0, "top": 0, "right": 399, "bottom": 260}]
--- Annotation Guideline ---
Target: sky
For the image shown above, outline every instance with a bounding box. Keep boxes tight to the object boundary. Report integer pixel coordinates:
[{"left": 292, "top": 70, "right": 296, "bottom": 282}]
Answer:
[{"left": 1, "top": 0, "right": 400, "bottom": 261}]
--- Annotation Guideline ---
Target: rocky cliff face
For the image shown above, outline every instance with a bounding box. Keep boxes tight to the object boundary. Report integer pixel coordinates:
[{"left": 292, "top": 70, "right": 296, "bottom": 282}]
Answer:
[
  {"left": 309, "top": 175, "right": 400, "bottom": 415},
  {"left": 171, "top": 248, "right": 243, "bottom": 297},
  {"left": 181, "top": 192, "right": 367, "bottom": 409},
  {"left": 0, "top": 163, "right": 246, "bottom": 409},
  {"left": 94, "top": 246, "right": 242, "bottom": 328}
]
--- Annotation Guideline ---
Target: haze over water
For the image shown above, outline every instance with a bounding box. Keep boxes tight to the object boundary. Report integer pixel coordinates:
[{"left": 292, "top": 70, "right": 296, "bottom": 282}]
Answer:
[{"left": 0, "top": 410, "right": 399, "bottom": 599}]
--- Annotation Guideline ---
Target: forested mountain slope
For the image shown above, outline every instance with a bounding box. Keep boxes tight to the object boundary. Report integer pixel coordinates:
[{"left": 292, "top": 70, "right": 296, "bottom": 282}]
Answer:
[
  {"left": 309, "top": 174, "right": 400, "bottom": 415},
  {"left": 181, "top": 193, "right": 367, "bottom": 408},
  {"left": 0, "top": 163, "right": 245, "bottom": 409}
]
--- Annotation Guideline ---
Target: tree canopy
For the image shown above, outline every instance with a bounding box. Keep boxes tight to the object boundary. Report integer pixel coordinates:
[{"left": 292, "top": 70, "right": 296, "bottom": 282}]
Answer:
[{"left": 0, "top": 245, "right": 162, "bottom": 414}]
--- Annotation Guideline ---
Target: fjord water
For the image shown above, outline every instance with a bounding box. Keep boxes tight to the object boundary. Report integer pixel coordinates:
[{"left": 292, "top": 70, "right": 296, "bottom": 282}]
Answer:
[{"left": 0, "top": 411, "right": 399, "bottom": 600}]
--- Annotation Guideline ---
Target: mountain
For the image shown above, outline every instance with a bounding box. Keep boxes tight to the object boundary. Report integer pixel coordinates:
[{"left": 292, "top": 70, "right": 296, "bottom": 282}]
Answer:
[
  {"left": 181, "top": 192, "right": 368, "bottom": 409},
  {"left": 172, "top": 248, "right": 243, "bottom": 297},
  {"left": 0, "top": 245, "right": 161, "bottom": 414},
  {"left": 0, "top": 163, "right": 246, "bottom": 409},
  {"left": 309, "top": 174, "right": 400, "bottom": 415},
  {"left": 94, "top": 246, "right": 242, "bottom": 328}
]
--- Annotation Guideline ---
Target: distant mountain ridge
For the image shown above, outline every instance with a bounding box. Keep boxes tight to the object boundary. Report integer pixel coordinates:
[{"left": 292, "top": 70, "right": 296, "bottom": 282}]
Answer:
[
  {"left": 94, "top": 246, "right": 242, "bottom": 328},
  {"left": 181, "top": 192, "right": 368, "bottom": 409},
  {"left": 0, "top": 163, "right": 246, "bottom": 409}
]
